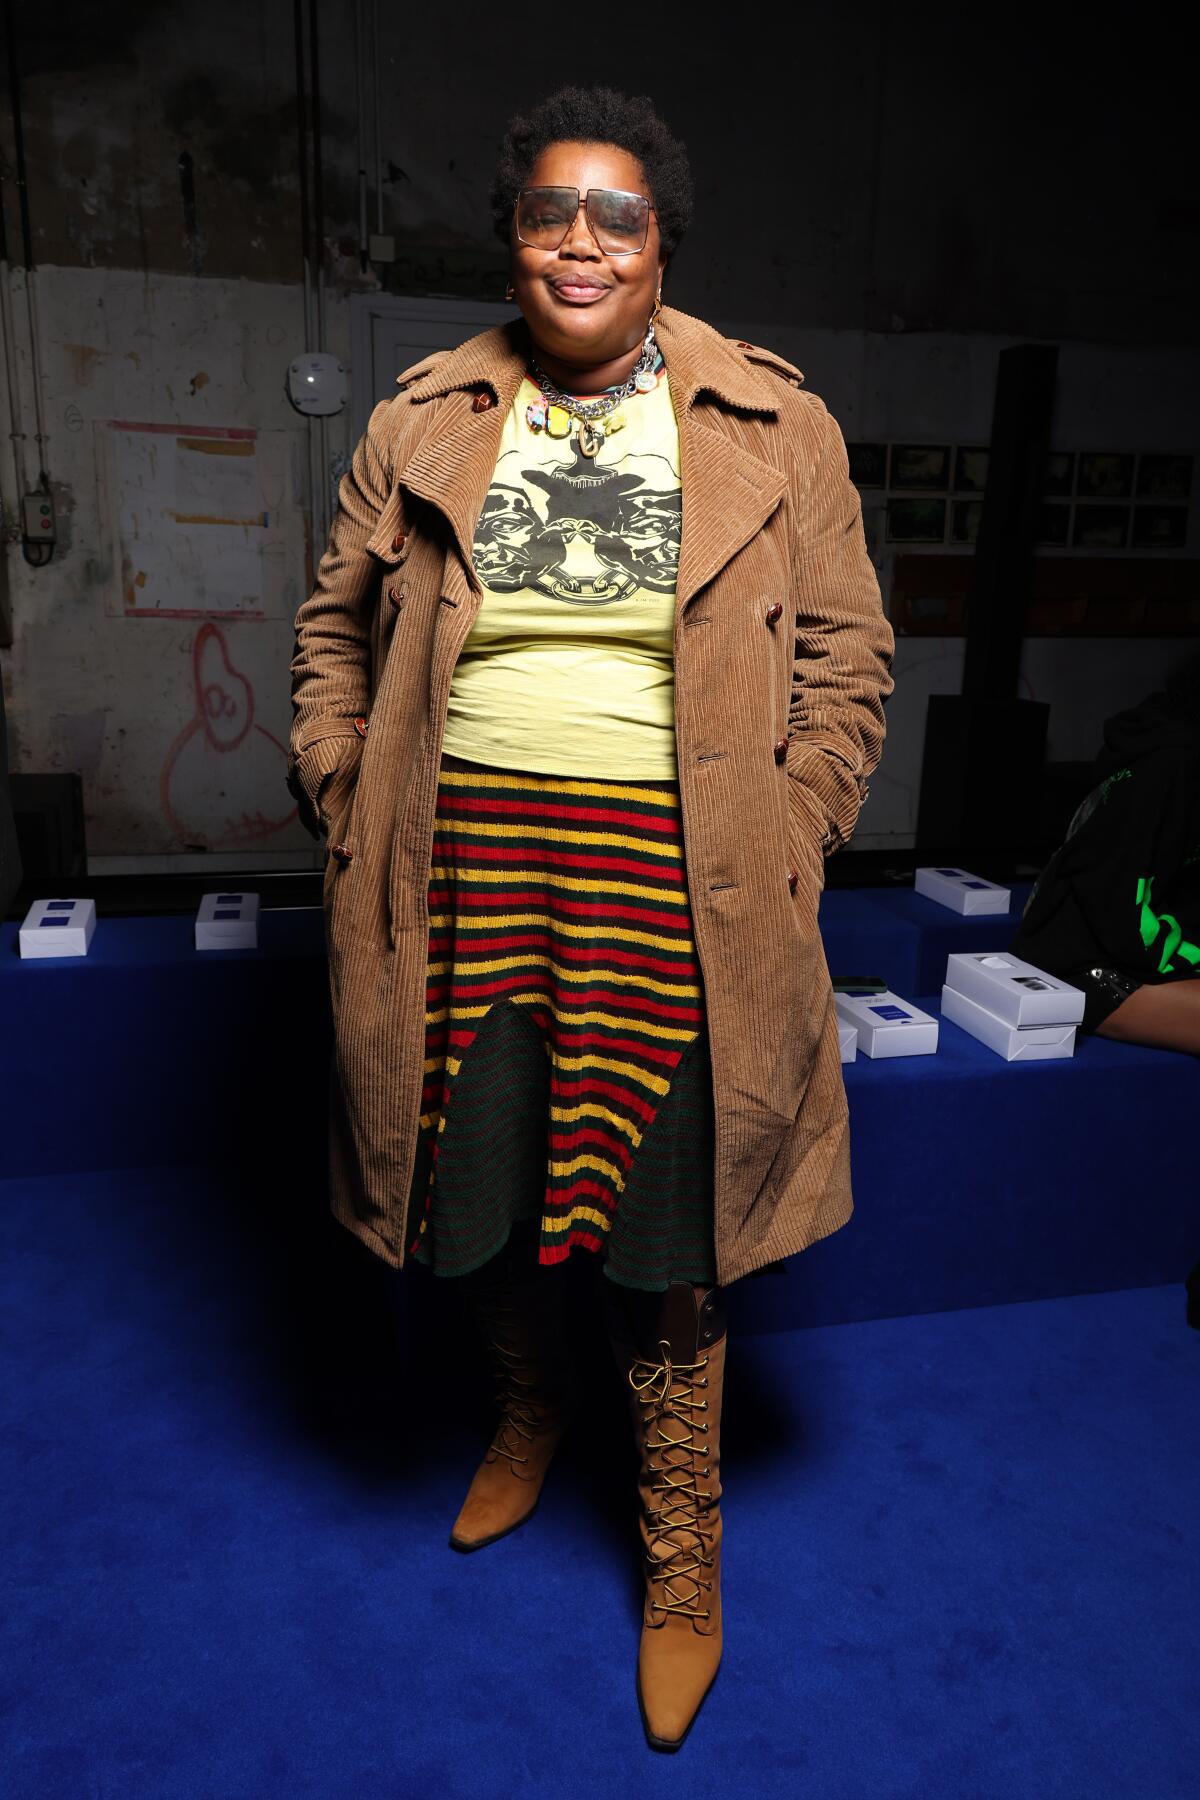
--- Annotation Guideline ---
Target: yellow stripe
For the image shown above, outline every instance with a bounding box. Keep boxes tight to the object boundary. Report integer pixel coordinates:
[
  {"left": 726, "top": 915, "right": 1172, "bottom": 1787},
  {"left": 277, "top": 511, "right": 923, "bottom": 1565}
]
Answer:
[
  {"left": 550, "top": 1099, "right": 642, "bottom": 1145},
  {"left": 438, "top": 999, "right": 695, "bottom": 1043},
  {"left": 427, "top": 950, "right": 699, "bottom": 1000},
  {"left": 541, "top": 1204, "right": 614, "bottom": 1237},
  {"left": 430, "top": 864, "right": 687, "bottom": 905},
  {"left": 425, "top": 1033, "right": 668, "bottom": 1098},
  {"left": 439, "top": 766, "right": 678, "bottom": 809},
  {"left": 548, "top": 1047, "right": 671, "bottom": 1096},
  {"left": 428, "top": 909, "right": 692, "bottom": 955},
  {"left": 436, "top": 816, "right": 681, "bottom": 860},
  {"left": 549, "top": 1149, "right": 628, "bottom": 1183}
]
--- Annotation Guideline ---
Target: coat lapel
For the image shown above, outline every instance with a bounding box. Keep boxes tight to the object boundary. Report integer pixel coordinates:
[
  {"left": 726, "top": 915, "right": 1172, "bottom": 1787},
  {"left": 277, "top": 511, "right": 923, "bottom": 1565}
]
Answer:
[
  {"left": 655, "top": 308, "right": 789, "bottom": 613},
  {"left": 674, "top": 414, "right": 789, "bottom": 613},
  {"left": 398, "top": 322, "right": 529, "bottom": 586}
]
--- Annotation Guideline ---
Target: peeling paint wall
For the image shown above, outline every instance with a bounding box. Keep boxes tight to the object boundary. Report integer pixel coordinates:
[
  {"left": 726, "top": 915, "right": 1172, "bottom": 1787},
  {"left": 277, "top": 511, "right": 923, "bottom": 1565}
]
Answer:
[{"left": 1, "top": 267, "right": 351, "bottom": 859}]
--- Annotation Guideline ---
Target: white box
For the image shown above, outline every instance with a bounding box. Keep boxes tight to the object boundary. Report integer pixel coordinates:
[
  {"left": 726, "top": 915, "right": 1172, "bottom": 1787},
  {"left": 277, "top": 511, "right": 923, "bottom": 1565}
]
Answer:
[
  {"left": 914, "top": 866, "right": 1011, "bottom": 915},
  {"left": 941, "top": 984, "right": 1077, "bottom": 1061},
  {"left": 838, "top": 1021, "right": 858, "bottom": 1063},
  {"left": 19, "top": 897, "right": 96, "bottom": 958},
  {"left": 944, "top": 951, "right": 1085, "bottom": 1028},
  {"left": 195, "top": 891, "right": 260, "bottom": 951},
  {"left": 833, "top": 990, "right": 939, "bottom": 1059}
]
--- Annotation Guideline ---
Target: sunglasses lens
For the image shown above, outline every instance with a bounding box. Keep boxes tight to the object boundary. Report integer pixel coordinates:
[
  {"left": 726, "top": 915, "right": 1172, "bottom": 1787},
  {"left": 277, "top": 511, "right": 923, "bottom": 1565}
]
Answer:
[
  {"left": 588, "top": 190, "right": 649, "bottom": 253},
  {"left": 515, "top": 188, "right": 650, "bottom": 253},
  {"left": 516, "top": 188, "right": 579, "bottom": 248}
]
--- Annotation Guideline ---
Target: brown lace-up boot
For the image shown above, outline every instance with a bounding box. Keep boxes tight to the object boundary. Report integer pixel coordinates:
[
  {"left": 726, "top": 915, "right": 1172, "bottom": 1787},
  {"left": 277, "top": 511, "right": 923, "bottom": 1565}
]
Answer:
[
  {"left": 603, "top": 1277, "right": 727, "bottom": 1751},
  {"left": 449, "top": 1231, "right": 579, "bottom": 1552}
]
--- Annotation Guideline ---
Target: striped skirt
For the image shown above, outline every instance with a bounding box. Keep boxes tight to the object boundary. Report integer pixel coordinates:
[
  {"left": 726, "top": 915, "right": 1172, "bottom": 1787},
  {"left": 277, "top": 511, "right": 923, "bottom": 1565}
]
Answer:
[{"left": 405, "top": 751, "right": 717, "bottom": 1291}]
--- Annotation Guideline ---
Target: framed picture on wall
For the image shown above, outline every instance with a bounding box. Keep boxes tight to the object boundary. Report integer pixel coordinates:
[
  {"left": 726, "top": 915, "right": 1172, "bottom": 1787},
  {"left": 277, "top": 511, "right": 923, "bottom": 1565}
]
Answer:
[
  {"left": 886, "top": 498, "right": 947, "bottom": 543},
  {"left": 1043, "top": 452, "right": 1075, "bottom": 497},
  {"left": 1131, "top": 506, "right": 1188, "bottom": 549},
  {"left": 1072, "top": 504, "right": 1129, "bottom": 549},
  {"left": 847, "top": 443, "right": 887, "bottom": 488},
  {"left": 1135, "top": 454, "right": 1193, "bottom": 502},
  {"left": 890, "top": 445, "right": 951, "bottom": 491},
  {"left": 953, "top": 447, "right": 989, "bottom": 493},
  {"left": 1077, "top": 453, "right": 1135, "bottom": 500}
]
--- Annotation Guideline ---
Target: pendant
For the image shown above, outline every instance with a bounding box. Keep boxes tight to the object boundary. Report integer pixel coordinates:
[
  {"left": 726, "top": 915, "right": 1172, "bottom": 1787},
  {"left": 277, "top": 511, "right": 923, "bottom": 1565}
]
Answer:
[
  {"left": 546, "top": 404, "right": 572, "bottom": 438},
  {"left": 579, "top": 419, "right": 605, "bottom": 458},
  {"left": 526, "top": 400, "right": 547, "bottom": 430},
  {"left": 634, "top": 368, "right": 657, "bottom": 393},
  {"left": 606, "top": 408, "right": 627, "bottom": 434}
]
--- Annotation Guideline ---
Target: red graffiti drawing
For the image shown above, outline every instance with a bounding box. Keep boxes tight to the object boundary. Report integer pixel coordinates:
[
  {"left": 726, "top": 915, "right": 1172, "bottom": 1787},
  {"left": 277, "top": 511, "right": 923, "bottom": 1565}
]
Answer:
[{"left": 160, "top": 622, "right": 298, "bottom": 847}]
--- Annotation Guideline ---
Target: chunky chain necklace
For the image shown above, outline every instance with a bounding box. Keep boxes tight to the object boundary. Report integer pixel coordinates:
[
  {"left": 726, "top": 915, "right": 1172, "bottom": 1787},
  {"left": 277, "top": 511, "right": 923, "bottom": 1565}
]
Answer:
[{"left": 525, "top": 325, "right": 660, "bottom": 458}]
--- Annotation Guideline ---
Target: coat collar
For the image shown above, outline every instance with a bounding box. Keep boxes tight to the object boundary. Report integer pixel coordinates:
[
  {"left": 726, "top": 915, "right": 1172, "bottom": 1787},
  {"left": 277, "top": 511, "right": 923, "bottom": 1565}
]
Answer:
[
  {"left": 403, "top": 304, "right": 784, "bottom": 418},
  {"left": 399, "top": 305, "right": 790, "bottom": 605}
]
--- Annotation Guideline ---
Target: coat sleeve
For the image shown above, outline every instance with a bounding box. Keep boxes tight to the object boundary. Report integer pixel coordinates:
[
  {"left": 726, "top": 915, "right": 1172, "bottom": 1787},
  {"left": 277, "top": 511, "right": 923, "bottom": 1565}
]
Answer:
[
  {"left": 286, "top": 397, "right": 394, "bottom": 838},
  {"left": 786, "top": 399, "right": 895, "bottom": 853}
]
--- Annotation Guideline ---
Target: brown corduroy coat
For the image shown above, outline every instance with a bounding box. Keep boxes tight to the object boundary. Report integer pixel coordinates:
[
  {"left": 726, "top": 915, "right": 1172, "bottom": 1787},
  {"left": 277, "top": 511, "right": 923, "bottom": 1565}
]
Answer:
[{"left": 287, "top": 304, "right": 894, "bottom": 1286}]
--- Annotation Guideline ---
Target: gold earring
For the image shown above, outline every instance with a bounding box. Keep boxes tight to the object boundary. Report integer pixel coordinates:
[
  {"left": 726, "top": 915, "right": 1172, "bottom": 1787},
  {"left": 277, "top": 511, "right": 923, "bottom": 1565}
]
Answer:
[{"left": 650, "top": 292, "right": 662, "bottom": 323}]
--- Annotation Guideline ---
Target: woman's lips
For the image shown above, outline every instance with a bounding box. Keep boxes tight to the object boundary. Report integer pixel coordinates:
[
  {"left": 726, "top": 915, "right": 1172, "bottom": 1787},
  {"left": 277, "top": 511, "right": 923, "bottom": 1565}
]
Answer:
[{"left": 548, "top": 278, "right": 611, "bottom": 305}]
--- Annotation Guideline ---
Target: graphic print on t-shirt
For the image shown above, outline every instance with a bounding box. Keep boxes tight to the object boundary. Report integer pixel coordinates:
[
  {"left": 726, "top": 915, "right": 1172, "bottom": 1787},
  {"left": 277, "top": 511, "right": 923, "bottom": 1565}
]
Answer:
[
  {"left": 443, "top": 366, "right": 682, "bottom": 778},
  {"left": 473, "top": 393, "right": 681, "bottom": 607}
]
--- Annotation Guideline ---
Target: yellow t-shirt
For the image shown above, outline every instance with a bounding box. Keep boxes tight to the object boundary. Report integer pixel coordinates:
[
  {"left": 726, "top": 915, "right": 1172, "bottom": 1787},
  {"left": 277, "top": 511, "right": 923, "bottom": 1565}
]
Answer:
[{"left": 441, "top": 363, "right": 681, "bottom": 780}]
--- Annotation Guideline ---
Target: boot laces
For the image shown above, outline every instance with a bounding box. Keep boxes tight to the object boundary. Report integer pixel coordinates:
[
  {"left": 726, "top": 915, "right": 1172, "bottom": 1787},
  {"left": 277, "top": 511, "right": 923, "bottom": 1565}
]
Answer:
[
  {"left": 480, "top": 1297, "right": 572, "bottom": 1471},
  {"left": 629, "top": 1338, "right": 714, "bottom": 1621}
]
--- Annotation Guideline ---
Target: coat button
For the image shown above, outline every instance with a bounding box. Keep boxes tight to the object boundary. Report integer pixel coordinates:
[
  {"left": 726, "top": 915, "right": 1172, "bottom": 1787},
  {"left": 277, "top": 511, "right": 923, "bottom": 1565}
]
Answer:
[
  {"left": 388, "top": 585, "right": 403, "bottom": 608},
  {"left": 391, "top": 532, "right": 407, "bottom": 553},
  {"left": 788, "top": 870, "right": 799, "bottom": 893},
  {"left": 471, "top": 392, "right": 494, "bottom": 412},
  {"left": 353, "top": 715, "right": 368, "bottom": 738},
  {"left": 773, "top": 738, "right": 788, "bottom": 764},
  {"left": 330, "top": 841, "right": 353, "bottom": 864},
  {"left": 765, "top": 601, "right": 784, "bottom": 625}
]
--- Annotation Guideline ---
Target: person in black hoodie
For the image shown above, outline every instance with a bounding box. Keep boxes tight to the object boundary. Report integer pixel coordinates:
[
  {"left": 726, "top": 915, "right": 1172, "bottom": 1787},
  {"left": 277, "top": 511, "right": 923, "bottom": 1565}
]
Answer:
[{"left": 1009, "top": 650, "right": 1200, "bottom": 1055}]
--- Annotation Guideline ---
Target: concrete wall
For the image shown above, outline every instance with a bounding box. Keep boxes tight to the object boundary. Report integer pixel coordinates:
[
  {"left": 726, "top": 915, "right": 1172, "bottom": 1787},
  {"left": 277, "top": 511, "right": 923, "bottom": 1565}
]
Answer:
[{"left": 1, "top": 2, "right": 1196, "bottom": 864}]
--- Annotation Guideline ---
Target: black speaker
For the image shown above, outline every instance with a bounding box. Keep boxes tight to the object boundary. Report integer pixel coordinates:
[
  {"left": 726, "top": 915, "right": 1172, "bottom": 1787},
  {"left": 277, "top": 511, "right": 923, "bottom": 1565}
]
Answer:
[{"left": 916, "top": 694, "right": 1049, "bottom": 857}]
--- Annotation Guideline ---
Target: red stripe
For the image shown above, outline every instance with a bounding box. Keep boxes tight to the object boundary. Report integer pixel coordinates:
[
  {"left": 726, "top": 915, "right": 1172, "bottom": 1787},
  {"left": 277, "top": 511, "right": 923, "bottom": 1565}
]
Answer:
[
  {"left": 440, "top": 792, "right": 679, "bottom": 834},
  {"left": 429, "top": 929, "right": 690, "bottom": 977},
  {"left": 432, "top": 839, "right": 687, "bottom": 883},
  {"left": 427, "top": 887, "right": 691, "bottom": 930}
]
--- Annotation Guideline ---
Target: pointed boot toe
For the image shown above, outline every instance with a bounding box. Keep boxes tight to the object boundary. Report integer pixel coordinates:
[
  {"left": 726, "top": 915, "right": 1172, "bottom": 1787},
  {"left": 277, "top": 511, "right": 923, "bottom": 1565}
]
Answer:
[
  {"left": 604, "top": 1278, "right": 728, "bottom": 1753},
  {"left": 449, "top": 1239, "right": 577, "bottom": 1553},
  {"left": 637, "top": 1616, "right": 722, "bottom": 1750}
]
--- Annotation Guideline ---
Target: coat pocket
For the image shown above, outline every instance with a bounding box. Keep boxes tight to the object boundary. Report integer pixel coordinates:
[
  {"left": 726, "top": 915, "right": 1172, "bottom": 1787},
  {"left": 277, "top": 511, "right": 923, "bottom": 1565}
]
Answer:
[{"left": 786, "top": 780, "right": 827, "bottom": 938}]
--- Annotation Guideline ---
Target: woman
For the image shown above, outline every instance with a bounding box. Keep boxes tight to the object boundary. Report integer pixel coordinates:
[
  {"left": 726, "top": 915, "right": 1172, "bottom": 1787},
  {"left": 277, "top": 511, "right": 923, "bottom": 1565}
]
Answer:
[
  {"left": 287, "top": 86, "right": 894, "bottom": 1751},
  {"left": 1010, "top": 650, "right": 1200, "bottom": 1055}
]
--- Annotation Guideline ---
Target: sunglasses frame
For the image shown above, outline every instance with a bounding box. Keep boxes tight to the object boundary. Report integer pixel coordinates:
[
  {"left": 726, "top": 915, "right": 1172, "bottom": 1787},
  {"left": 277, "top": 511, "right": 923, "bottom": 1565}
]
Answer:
[{"left": 514, "top": 186, "right": 657, "bottom": 257}]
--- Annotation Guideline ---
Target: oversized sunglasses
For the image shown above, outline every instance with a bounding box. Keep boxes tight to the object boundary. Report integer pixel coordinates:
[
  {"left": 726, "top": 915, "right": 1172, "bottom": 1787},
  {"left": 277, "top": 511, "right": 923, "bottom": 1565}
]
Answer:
[{"left": 514, "top": 186, "right": 655, "bottom": 256}]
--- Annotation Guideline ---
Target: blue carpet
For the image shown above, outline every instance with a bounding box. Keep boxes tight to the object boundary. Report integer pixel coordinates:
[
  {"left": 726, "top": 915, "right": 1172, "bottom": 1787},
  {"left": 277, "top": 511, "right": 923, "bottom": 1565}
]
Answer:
[{"left": 3, "top": 1165, "right": 1197, "bottom": 1798}]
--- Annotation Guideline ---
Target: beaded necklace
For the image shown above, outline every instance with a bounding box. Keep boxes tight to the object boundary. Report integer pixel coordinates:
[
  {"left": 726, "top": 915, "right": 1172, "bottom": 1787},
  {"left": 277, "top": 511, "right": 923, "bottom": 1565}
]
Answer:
[{"left": 525, "top": 326, "right": 661, "bottom": 458}]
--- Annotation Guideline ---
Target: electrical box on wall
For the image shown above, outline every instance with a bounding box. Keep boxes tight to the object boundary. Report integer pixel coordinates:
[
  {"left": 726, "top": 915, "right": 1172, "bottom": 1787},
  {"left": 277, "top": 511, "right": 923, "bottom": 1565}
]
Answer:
[
  {"left": 287, "top": 352, "right": 348, "bottom": 417},
  {"left": 22, "top": 493, "right": 55, "bottom": 544}
]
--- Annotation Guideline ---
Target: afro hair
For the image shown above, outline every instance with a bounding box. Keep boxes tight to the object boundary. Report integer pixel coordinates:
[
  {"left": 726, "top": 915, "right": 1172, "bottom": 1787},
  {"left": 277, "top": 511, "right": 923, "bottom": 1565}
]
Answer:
[{"left": 490, "top": 86, "right": 693, "bottom": 259}]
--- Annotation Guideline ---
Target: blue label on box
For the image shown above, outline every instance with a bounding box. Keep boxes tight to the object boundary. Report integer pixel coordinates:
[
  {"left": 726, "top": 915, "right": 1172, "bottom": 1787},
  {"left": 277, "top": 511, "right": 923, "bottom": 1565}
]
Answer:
[
  {"left": 960, "top": 881, "right": 994, "bottom": 890},
  {"left": 47, "top": 900, "right": 75, "bottom": 911},
  {"left": 934, "top": 868, "right": 962, "bottom": 877},
  {"left": 870, "top": 1004, "right": 911, "bottom": 1021},
  {"left": 213, "top": 910, "right": 240, "bottom": 921},
  {"left": 216, "top": 894, "right": 241, "bottom": 904},
  {"left": 39, "top": 917, "right": 70, "bottom": 927}
]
